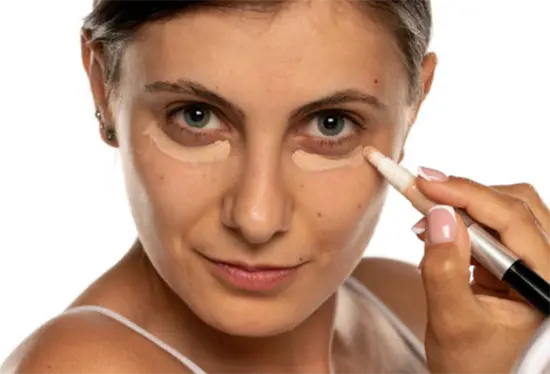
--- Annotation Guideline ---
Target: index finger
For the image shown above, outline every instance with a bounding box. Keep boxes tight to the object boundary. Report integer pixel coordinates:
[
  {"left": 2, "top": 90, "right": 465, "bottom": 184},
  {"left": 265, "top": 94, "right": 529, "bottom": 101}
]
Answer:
[
  {"left": 491, "top": 184, "right": 549, "bottom": 235},
  {"left": 416, "top": 174, "right": 549, "bottom": 276}
]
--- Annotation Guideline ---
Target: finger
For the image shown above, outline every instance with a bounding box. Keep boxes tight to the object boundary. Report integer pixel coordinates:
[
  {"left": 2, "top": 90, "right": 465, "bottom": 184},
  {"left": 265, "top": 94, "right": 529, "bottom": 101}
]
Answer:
[
  {"left": 471, "top": 265, "right": 509, "bottom": 293},
  {"left": 491, "top": 184, "right": 550, "bottom": 235},
  {"left": 419, "top": 205, "right": 483, "bottom": 340},
  {"left": 411, "top": 217, "right": 427, "bottom": 241},
  {"left": 470, "top": 281, "right": 509, "bottom": 298},
  {"left": 411, "top": 218, "right": 427, "bottom": 268},
  {"left": 416, "top": 168, "right": 550, "bottom": 279},
  {"left": 413, "top": 183, "right": 547, "bottom": 304},
  {"left": 470, "top": 266, "right": 532, "bottom": 306},
  {"left": 413, "top": 219, "right": 484, "bottom": 267},
  {"left": 470, "top": 257, "right": 482, "bottom": 267}
]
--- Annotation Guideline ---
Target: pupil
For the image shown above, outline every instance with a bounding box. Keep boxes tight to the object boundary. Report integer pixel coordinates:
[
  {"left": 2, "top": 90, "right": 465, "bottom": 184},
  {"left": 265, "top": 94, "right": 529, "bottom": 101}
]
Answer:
[
  {"left": 191, "top": 109, "right": 204, "bottom": 122},
  {"left": 324, "top": 117, "right": 338, "bottom": 129},
  {"left": 318, "top": 114, "right": 344, "bottom": 136},
  {"left": 184, "top": 106, "right": 210, "bottom": 128}
]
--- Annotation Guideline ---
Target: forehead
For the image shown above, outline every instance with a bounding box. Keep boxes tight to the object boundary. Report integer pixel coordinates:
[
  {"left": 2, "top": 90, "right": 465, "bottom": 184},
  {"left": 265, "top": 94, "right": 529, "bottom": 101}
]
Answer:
[{"left": 121, "top": 1, "right": 408, "bottom": 107}]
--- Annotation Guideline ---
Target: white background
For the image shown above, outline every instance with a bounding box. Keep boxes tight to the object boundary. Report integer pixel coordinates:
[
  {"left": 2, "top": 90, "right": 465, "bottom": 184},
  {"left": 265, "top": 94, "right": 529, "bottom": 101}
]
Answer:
[{"left": 1, "top": 0, "right": 549, "bottom": 363}]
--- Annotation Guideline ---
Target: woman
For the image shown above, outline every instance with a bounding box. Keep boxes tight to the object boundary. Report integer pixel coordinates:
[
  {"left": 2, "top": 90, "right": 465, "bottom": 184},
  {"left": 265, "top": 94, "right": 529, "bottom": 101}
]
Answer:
[{"left": 2, "top": 0, "right": 548, "bottom": 373}]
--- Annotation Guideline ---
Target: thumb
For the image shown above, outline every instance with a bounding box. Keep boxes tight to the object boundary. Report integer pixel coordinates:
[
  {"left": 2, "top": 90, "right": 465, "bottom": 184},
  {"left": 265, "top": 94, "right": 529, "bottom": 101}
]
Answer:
[{"left": 420, "top": 205, "right": 481, "bottom": 335}]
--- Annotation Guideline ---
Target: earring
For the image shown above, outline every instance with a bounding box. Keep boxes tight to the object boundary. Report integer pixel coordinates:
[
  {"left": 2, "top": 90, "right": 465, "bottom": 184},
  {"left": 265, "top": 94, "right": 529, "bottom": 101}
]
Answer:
[
  {"left": 95, "top": 109, "right": 105, "bottom": 130},
  {"left": 106, "top": 128, "right": 116, "bottom": 142},
  {"left": 95, "top": 109, "right": 116, "bottom": 142},
  {"left": 95, "top": 110, "right": 103, "bottom": 127}
]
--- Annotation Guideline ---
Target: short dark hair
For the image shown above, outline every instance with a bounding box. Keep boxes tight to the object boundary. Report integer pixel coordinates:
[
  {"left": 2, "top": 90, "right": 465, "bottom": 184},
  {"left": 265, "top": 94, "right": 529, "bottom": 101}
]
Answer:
[{"left": 83, "top": 0, "right": 432, "bottom": 102}]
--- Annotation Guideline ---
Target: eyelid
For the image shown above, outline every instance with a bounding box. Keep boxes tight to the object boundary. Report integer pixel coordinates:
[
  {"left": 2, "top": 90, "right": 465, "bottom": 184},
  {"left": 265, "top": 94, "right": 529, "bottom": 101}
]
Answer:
[
  {"left": 165, "top": 102, "right": 369, "bottom": 137},
  {"left": 165, "top": 101, "right": 231, "bottom": 130},
  {"left": 297, "top": 109, "right": 368, "bottom": 139},
  {"left": 304, "top": 108, "right": 368, "bottom": 130},
  {"left": 166, "top": 101, "right": 216, "bottom": 117},
  {"left": 198, "top": 101, "right": 247, "bottom": 133}
]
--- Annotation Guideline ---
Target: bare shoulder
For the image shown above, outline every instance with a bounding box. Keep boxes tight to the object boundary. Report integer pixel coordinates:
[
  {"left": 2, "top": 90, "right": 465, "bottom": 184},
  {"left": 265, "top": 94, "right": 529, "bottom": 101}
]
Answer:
[
  {"left": 352, "top": 257, "right": 427, "bottom": 342},
  {"left": 1, "top": 308, "right": 190, "bottom": 374}
]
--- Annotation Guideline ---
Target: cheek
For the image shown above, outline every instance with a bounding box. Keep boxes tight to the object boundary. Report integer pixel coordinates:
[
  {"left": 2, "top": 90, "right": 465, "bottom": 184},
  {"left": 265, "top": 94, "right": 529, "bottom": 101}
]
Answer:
[
  {"left": 296, "top": 164, "right": 386, "bottom": 258},
  {"left": 121, "top": 127, "right": 236, "bottom": 247},
  {"left": 141, "top": 165, "right": 220, "bottom": 232},
  {"left": 292, "top": 129, "right": 398, "bottom": 260}
]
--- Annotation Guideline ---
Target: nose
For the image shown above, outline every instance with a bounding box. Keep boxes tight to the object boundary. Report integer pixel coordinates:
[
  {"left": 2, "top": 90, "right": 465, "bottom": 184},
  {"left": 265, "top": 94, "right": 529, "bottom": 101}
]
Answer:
[{"left": 222, "top": 150, "right": 292, "bottom": 245}]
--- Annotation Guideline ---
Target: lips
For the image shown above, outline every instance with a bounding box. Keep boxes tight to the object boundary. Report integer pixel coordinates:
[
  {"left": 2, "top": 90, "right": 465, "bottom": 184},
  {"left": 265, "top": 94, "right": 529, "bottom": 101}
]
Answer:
[
  {"left": 207, "top": 258, "right": 301, "bottom": 272},
  {"left": 198, "top": 253, "right": 304, "bottom": 292}
]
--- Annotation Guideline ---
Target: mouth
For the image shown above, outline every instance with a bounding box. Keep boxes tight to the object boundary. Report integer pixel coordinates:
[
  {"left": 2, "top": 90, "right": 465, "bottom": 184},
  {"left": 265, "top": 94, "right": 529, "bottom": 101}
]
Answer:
[{"left": 198, "top": 253, "right": 305, "bottom": 293}]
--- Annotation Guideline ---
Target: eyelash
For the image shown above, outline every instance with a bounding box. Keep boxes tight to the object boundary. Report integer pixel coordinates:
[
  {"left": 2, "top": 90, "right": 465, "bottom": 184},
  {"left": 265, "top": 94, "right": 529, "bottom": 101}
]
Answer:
[
  {"left": 306, "top": 109, "right": 367, "bottom": 147},
  {"left": 164, "top": 102, "right": 367, "bottom": 147},
  {"left": 165, "top": 102, "right": 226, "bottom": 140}
]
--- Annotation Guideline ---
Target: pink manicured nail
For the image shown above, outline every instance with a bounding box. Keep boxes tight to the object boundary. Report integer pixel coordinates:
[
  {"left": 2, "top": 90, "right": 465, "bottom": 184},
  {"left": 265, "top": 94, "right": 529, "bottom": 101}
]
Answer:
[
  {"left": 418, "top": 166, "right": 448, "bottom": 181},
  {"left": 427, "top": 205, "right": 457, "bottom": 244},
  {"left": 411, "top": 219, "right": 426, "bottom": 235}
]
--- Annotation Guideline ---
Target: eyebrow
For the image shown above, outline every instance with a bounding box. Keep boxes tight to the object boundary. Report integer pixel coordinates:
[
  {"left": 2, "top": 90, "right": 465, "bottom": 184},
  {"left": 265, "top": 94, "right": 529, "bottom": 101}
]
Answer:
[
  {"left": 290, "top": 89, "right": 386, "bottom": 120},
  {"left": 144, "top": 79, "right": 386, "bottom": 122},
  {"left": 145, "top": 80, "right": 246, "bottom": 120}
]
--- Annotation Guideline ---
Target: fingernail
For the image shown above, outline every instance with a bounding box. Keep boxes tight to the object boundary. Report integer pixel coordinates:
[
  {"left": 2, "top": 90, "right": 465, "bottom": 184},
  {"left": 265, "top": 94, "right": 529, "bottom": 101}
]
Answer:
[
  {"left": 418, "top": 166, "right": 448, "bottom": 181},
  {"left": 427, "top": 205, "right": 457, "bottom": 244},
  {"left": 411, "top": 219, "right": 426, "bottom": 235}
]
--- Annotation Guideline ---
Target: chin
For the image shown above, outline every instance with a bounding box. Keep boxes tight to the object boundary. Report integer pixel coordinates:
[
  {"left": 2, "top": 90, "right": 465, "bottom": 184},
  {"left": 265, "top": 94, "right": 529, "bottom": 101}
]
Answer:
[
  {"left": 211, "top": 311, "right": 305, "bottom": 338},
  {"left": 191, "top": 295, "right": 312, "bottom": 338}
]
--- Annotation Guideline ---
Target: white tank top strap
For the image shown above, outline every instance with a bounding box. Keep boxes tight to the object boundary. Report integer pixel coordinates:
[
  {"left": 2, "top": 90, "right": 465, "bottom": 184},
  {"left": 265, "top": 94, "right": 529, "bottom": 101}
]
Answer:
[
  {"left": 65, "top": 279, "right": 425, "bottom": 372},
  {"left": 344, "top": 276, "right": 427, "bottom": 363},
  {"left": 64, "top": 305, "right": 207, "bottom": 374}
]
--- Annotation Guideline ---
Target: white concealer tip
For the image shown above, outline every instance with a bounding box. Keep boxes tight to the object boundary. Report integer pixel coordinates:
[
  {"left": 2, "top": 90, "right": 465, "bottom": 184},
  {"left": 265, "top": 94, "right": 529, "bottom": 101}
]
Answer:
[
  {"left": 362, "top": 146, "right": 414, "bottom": 191},
  {"left": 427, "top": 205, "right": 457, "bottom": 223},
  {"left": 362, "top": 146, "right": 384, "bottom": 167}
]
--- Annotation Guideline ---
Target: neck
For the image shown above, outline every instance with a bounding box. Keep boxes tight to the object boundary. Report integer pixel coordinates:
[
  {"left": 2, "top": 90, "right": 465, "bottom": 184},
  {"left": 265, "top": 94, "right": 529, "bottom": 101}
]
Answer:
[{"left": 134, "top": 243, "right": 339, "bottom": 374}]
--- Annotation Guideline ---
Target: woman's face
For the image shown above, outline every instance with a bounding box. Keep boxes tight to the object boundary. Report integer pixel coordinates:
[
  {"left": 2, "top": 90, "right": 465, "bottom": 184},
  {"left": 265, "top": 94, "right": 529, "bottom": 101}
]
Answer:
[{"left": 90, "top": 1, "right": 423, "bottom": 336}]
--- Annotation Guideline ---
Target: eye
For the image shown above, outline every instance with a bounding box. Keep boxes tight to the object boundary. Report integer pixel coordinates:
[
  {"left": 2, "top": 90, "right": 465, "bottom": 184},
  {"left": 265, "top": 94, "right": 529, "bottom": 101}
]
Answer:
[
  {"left": 305, "top": 111, "right": 356, "bottom": 140},
  {"left": 169, "top": 103, "right": 222, "bottom": 131}
]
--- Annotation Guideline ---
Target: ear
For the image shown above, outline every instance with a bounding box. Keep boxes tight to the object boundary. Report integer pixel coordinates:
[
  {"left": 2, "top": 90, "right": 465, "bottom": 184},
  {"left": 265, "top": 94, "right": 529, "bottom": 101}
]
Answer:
[
  {"left": 81, "top": 30, "right": 118, "bottom": 147},
  {"left": 398, "top": 52, "right": 438, "bottom": 163},
  {"left": 409, "top": 52, "right": 437, "bottom": 126}
]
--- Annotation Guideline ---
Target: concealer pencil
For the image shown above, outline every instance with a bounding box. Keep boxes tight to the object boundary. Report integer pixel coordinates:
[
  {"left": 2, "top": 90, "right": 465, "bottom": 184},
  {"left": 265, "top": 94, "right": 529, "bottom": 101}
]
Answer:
[{"left": 364, "top": 147, "right": 550, "bottom": 317}]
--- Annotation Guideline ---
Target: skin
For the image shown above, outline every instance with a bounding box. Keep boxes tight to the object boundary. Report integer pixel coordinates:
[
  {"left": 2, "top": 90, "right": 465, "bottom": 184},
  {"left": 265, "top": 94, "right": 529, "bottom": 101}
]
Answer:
[
  {"left": 291, "top": 146, "right": 365, "bottom": 172},
  {"left": 413, "top": 178, "right": 549, "bottom": 373},
  {"left": 143, "top": 123, "right": 232, "bottom": 164},
  {"left": 2, "top": 1, "right": 548, "bottom": 373},
  {"left": 10, "top": 3, "right": 432, "bottom": 372}
]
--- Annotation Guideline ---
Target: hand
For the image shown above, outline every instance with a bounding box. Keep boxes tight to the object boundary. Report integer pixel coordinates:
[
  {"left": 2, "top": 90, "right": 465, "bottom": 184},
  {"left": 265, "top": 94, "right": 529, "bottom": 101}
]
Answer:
[{"left": 411, "top": 167, "right": 549, "bottom": 373}]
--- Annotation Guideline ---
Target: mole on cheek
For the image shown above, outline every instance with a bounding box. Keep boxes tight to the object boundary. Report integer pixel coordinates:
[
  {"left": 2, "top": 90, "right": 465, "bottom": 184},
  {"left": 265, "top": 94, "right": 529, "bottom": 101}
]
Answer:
[
  {"left": 317, "top": 212, "right": 323, "bottom": 218},
  {"left": 356, "top": 203, "right": 362, "bottom": 210},
  {"left": 374, "top": 79, "right": 379, "bottom": 84}
]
